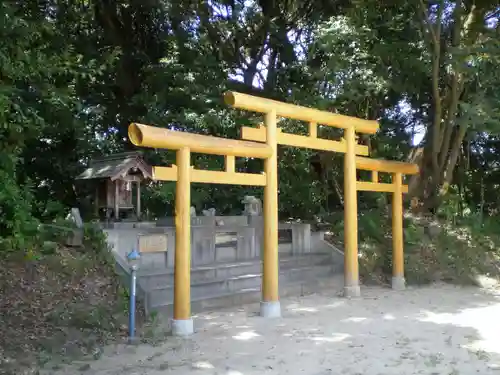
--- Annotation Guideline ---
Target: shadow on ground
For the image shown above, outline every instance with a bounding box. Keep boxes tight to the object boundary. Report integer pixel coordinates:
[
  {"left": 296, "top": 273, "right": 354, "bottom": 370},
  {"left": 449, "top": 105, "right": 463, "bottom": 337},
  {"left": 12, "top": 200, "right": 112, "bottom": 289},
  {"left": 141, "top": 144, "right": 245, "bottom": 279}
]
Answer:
[{"left": 47, "top": 280, "right": 500, "bottom": 375}]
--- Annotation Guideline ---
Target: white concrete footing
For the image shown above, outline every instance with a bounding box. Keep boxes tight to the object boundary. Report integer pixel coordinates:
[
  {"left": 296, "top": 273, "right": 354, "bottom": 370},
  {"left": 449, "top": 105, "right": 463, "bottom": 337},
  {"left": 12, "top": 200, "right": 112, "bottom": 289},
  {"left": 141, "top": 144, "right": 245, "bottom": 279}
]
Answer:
[
  {"left": 171, "top": 318, "right": 194, "bottom": 336},
  {"left": 260, "top": 301, "right": 281, "bottom": 318},
  {"left": 127, "top": 336, "right": 140, "bottom": 345},
  {"left": 391, "top": 276, "right": 406, "bottom": 291},
  {"left": 343, "top": 285, "right": 361, "bottom": 298}
]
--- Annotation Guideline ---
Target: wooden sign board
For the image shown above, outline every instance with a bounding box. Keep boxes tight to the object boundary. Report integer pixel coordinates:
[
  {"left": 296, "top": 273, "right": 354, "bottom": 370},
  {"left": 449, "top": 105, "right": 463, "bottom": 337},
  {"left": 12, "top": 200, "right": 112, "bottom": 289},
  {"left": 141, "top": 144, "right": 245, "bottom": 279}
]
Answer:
[{"left": 138, "top": 234, "right": 168, "bottom": 253}]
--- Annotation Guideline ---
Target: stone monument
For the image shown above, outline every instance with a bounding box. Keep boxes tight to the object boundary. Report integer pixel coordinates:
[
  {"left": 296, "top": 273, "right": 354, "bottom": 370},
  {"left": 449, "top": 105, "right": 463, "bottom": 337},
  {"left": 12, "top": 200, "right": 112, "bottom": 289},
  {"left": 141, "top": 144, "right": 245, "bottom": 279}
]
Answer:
[
  {"left": 190, "top": 206, "right": 197, "bottom": 217},
  {"left": 65, "top": 207, "right": 84, "bottom": 246},
  {"left": 202, "top": 208, "right": 216, "bottom": 216},
  {"left": 242, "top": 196, "right": 262, "bottom": 216}
]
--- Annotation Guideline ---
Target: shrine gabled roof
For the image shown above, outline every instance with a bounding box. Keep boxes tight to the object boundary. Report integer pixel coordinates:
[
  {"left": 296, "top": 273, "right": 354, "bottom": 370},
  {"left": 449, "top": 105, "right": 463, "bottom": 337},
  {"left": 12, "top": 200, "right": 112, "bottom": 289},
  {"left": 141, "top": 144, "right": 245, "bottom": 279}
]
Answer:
[{"left": 76, "top": 152, "right": 153, "bottom": 181}]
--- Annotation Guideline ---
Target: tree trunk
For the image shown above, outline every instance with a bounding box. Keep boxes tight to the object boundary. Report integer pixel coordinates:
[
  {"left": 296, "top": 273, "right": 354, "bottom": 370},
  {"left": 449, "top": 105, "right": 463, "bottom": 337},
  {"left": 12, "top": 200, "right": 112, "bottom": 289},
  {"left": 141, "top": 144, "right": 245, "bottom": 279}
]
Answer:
[{"left": 410, "top": 0, "right": 482, "bottom": 213}]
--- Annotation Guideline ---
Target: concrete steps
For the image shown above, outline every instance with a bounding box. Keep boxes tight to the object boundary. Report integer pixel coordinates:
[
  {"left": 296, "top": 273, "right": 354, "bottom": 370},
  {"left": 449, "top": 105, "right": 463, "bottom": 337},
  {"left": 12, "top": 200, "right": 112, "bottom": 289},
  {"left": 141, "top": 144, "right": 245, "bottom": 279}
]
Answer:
[
  {"left": 138, "top": 252, "right": 331, "bottom": 289},
  {"left": 151, "top": 273, "right": 344, "bottom": 316},
  {"left": 148, "top": 263, "right": 333, "bottom": 305},
  {"left": 138, "top": 253, "right": 340, "bottom": 315}
]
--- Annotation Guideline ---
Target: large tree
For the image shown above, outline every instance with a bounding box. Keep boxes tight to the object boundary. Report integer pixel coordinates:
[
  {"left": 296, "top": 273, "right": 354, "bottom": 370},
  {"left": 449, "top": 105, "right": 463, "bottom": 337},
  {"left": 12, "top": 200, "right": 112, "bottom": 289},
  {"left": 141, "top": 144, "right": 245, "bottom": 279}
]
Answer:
[
  {"left": 315, "top": 0, "right": 499, "bottom": 212},
  {"left": 412, "top": 0, "right": 499, "bottom": 211}
]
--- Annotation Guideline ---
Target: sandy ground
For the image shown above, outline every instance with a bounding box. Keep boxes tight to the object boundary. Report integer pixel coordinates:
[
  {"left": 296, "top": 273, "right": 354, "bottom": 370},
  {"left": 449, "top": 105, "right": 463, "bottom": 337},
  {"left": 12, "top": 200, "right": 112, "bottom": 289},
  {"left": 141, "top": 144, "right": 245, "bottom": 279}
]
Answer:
[{"left": 50, "top": 279, "right": 500, "bottom": 375}]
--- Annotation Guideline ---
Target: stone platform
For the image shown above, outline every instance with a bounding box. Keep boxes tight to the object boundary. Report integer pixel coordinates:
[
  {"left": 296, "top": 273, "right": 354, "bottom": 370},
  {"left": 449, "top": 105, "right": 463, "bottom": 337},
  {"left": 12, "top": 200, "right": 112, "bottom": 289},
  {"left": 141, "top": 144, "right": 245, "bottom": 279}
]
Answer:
[{"left": 105, "top": 215, "right": 344, "bottom": 316}]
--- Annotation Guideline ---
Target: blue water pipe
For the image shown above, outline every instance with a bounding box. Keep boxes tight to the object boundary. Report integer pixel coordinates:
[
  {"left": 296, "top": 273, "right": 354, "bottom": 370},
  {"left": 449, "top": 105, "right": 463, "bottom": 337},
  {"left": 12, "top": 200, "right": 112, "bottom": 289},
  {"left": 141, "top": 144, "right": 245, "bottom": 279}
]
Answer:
[{"left": 126, "top": 248, "right": 141, "bottom": 344}]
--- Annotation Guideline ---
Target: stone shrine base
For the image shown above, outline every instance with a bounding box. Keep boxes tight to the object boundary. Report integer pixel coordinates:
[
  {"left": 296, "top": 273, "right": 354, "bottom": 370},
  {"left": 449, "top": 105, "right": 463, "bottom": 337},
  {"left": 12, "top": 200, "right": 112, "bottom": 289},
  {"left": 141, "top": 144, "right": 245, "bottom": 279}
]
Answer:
[{"left": 104, "top": 215, "right": 344, "bottom": 316}]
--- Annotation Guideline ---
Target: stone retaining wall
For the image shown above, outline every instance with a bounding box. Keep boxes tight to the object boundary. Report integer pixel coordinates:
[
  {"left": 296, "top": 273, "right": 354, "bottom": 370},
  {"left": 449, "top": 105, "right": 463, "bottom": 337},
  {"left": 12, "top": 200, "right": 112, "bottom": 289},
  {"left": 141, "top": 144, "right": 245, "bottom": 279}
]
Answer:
[{"left": 104, "top": 216, "right": 314, "bottom": 270}]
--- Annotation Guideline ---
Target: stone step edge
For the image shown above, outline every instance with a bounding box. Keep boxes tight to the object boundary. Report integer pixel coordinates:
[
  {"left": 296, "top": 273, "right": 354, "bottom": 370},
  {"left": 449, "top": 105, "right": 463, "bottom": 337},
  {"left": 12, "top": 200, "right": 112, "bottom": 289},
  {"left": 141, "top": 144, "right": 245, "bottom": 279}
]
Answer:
[
  {"left": 146, "top": 264, "right": 334, "bottom": 292},
  {"left": 138, "top": 252, "right": 333, "bottom": 277},
  {"left": 149, "top": 274, "right": 343, "bottom": 311}
]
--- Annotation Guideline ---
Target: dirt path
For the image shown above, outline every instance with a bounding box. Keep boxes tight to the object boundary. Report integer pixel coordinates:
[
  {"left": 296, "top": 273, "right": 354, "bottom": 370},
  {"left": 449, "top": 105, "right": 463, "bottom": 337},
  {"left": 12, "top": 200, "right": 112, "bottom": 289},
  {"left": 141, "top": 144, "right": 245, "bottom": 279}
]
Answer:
[{"left": 50, "top": 281, "right": 500, "bottom": 374}]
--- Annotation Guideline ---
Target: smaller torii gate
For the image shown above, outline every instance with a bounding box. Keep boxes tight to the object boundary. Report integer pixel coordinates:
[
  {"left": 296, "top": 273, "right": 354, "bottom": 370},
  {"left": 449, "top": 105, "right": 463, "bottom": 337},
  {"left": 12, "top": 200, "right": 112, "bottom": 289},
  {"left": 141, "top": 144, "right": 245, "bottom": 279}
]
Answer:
[
  {"left": 226, "top": 92, "right": 419, "bottom": 297},
  {"left": 128, "top": 91, "right": 418, "bottom": 336}
]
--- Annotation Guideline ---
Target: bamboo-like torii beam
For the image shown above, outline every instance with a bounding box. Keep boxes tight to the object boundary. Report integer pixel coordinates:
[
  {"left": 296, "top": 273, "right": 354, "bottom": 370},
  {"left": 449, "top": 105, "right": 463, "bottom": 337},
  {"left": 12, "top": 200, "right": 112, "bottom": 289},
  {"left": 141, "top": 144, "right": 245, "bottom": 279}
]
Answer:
[
  {"left": 224, "top": 92, "right": 379, "bottom": 134},
  {"left": 153, "top": 165, "right": 266, "bottom": 186},
  {"left": 355, "top": 156, "right": 419, "bottom": 194},
  {"left": 129, "top": 123, "right": 272, "bottom": 159},
  {"left": 356, "top": 181, "right": 409, "bottom": 193},
  {"left": 241, "top": 125, "right": 370, "bottom": 155},
  {"left": 355, "top": 156, "right": 419, "bottom": 175}
]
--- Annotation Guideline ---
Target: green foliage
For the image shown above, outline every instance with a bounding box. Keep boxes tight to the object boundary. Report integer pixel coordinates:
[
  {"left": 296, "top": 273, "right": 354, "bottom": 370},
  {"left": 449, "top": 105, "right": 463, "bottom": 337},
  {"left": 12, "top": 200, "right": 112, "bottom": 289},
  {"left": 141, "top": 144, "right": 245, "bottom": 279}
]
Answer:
[
  {"left": 0, "top": 0, "right": 499, "bottom": 262},
  {"left": 329, "top": 205, "right": 500, "bottom": 286},
  {"left": 82, "top": 223, "right": 110, "bottom": 255},
  {"left": 0, "top": 157, "right": 39, "bottom": 252},
  {"left": 0, "top": 3, "right": 500, "bottom": 372},
  {"left": 0, "top": 2, "right": 103, "bottom": 252}
]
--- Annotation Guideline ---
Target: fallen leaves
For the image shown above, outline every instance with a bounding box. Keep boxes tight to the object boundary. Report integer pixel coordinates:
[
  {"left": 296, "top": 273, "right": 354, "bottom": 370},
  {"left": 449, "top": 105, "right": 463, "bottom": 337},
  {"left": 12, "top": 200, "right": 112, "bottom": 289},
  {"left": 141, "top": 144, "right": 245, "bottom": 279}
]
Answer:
[{"left": 0, "top": 246, "right": 141, "bottom": 373}]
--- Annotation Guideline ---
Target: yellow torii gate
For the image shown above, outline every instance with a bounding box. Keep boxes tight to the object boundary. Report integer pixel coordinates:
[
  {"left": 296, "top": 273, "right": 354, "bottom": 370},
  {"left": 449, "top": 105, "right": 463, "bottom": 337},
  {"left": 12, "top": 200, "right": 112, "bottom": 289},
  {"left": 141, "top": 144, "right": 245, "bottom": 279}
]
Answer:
[
  {"left": 128, "top": 91, "right": 418, "bottom": 336},
  {"left": 225, "top": 92, "right": 418, "bottom": 297},
  {"left": 354, "top": 157, "right": 418, "bottom": 289}
]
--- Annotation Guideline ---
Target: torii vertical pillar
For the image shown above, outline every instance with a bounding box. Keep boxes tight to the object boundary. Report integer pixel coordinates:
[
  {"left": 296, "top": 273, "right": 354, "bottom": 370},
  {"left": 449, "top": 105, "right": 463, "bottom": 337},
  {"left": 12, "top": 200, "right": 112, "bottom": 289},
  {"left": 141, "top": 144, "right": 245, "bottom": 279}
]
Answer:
[
  {"left": 391, "top": 172, "right": 405, "bottom": 290},
  {"left": 343, "top": 127, "right": 361, "bottom": 297},
  {"left": 261, "top": 110, "right": 281, "bottom": 317},
  {"left": 172, "top": 146, "right": 194, "bottom": 336}
]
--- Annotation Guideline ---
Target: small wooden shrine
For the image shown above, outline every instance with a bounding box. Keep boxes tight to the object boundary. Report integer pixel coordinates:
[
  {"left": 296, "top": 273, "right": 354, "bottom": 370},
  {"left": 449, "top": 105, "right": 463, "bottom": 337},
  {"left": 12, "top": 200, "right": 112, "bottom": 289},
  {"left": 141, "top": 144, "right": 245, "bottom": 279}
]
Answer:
[{"left": 76, "top": 152, "right": 152, "bottom": 221}]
